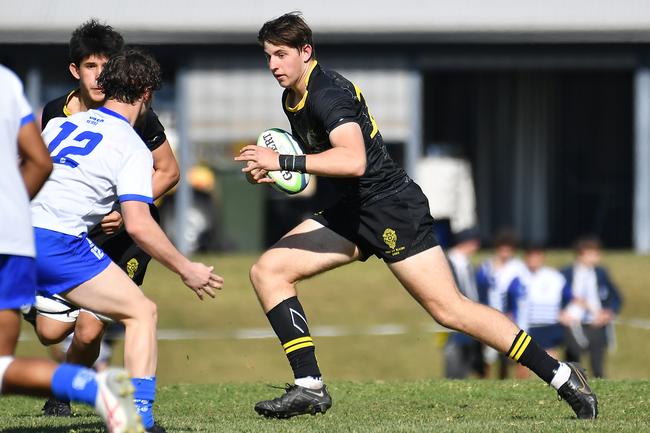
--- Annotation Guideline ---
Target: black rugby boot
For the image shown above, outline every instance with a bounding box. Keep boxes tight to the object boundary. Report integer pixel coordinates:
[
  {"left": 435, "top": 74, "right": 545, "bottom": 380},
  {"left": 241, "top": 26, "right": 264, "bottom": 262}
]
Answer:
[
  {"left": 42, "top": 396, "right": 72, "bottom": 417},
  {"left": 557, "top": 362, "right": 598, "bottom": 419},
  {"left": 146, "top": 423, "right": 167, "bottom": 433},
  {"left": 255, "top": 384, "right": 332, "bottom": 419}
]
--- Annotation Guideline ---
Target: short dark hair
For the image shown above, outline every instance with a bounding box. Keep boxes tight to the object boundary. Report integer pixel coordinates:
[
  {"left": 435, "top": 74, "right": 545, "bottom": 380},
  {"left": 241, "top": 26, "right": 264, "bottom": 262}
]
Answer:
[
  {"left": 575, "top": 235, "right": 602, "bottom": 254},
  {"left": 258, "top": 12, "right": 314, "bottom": 58},
  {"left": 493, "top": 228, "right": 518, "bottom": 249},
  {"left": 523, "top": 241, "right": 546, "bottom": 254},
  {"left": 69, "top": 19, "right": 124, "bottom": 66},
  {"left": 97, "top": 49, "right": 162, "bottom": 104}
]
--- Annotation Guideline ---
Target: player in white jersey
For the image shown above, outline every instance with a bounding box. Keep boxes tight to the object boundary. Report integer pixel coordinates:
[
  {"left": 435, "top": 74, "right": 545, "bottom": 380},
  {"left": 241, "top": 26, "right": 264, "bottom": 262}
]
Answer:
[
  {"left": 476, "top": 229, "right": 526, "bottom": 378},
  {"left": 30, "top": 50, "right": 224, "bottom": 431},
  {"left": 0, "top": 63, "right": 143, "bottom": 433},
  {"left": 506, "top": 245, "right": 571, "bottom": 379}
]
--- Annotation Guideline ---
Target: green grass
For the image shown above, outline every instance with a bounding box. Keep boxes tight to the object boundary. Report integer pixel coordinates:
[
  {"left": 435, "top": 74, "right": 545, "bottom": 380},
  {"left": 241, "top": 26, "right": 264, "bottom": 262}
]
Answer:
[
  {"left": 4, "top": 251, "right": 650, "bottom": 431},
  {"left": 13, "top": 252, "right": 650, "bottom": 382},
  {"left": 1, "top": 380, "right": 649, "bottom": 432}
]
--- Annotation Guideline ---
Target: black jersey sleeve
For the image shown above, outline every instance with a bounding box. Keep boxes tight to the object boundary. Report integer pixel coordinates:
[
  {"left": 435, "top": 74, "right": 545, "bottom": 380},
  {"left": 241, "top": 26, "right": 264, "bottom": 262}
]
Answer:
[
  {"left": 134, "top": 108, "right": 167, "bottom": 151},
  {"left": 40, "top": 96, "right": 67, "bottom": 131},
  {"left": 310, "top": 88, "right": 360, "bottom": 135}
]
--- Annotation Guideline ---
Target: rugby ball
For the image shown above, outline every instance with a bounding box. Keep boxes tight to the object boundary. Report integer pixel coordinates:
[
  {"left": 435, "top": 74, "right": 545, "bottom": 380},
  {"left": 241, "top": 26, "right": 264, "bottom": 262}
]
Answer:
[{"left": 256, "top": 128, "right": 310, "bottom": 195}]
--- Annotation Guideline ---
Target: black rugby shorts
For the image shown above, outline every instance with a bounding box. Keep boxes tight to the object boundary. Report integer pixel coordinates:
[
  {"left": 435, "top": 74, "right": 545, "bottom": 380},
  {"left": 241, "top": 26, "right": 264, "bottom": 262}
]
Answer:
[
  {"left": 311, "top": 181, "right": 439, "bottom": 263},
  {"left": 88, "top": 205, "right": 159, "bottom": 286}
]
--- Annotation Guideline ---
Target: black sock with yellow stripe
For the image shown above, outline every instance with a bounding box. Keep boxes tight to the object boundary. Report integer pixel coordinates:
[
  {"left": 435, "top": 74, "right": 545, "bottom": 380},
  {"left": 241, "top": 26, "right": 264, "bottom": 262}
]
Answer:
[
  {"left": 266, "top": 296, "right": 321, "bottom": 379},
  {"left": 507, "top": 329, "right": 559, "bottom": 383}
]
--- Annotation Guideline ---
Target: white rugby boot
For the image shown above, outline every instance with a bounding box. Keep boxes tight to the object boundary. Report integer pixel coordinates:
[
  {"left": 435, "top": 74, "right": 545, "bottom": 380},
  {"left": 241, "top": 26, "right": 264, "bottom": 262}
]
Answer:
[{"left": 94, "top": 368, "right": 145, "bottom": 433}]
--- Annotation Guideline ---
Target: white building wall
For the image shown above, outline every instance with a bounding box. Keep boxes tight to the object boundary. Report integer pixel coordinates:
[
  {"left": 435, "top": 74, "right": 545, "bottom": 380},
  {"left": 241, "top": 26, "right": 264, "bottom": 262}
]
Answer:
[{"left": 187, "top": 68, "right": 412, "bottom": 147}]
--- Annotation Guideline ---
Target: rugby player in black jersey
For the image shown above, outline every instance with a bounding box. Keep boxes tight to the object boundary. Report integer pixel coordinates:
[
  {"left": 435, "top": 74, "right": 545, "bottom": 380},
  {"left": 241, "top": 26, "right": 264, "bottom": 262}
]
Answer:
[
  {"left": 33, "top": 19, "right": 178, "bottom": 433},
  {"left": 236, "top": 12, "right": 598, "bottom": 420}
]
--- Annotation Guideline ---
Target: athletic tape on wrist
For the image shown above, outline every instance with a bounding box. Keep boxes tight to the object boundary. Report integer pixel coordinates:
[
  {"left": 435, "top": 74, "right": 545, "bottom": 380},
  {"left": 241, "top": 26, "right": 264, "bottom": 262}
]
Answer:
[
  {"left": 0, "top": 356, "right": 15, "bottom": 394},
  {"left": 279, "top": 154, "right": 306, "bottom": 173},
  {"left": 278, "top": 154, "right": 291, "bottom": 171},
  {"left": 294, "top": 155, "right": 306, "bottom": 173}
]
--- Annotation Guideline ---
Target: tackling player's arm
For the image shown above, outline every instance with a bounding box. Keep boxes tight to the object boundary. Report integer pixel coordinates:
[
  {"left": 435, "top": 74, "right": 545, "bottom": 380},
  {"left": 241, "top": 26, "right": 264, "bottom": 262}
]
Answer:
[
  {"left": 151, "top": 139, "right": 180, "bottom": 199},
  {"left": 236, "top": 122, "right": 366, "bottom": 179},
  {"left": 120, "top": 200, "right": 224, "bottom": 299},
  {"left": 17, "top": 120, "right": 53, "bottom": 198},
  {"left": 101, "top": 118, "right": 179, "bottom": 234}
]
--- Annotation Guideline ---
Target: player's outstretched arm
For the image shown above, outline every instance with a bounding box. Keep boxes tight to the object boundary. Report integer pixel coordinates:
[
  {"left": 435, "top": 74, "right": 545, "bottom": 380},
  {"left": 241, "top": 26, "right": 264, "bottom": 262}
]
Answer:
[
  {"left": 121, "top": 200, "right": 224, "bottom": 299},
  {"left": 17, "top": 120, "right": 52, "bottom": 198}
]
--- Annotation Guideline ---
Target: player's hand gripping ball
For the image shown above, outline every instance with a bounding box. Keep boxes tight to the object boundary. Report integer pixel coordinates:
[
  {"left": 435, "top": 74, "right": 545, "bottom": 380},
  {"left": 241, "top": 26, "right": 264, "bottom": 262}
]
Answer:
[{"left": 256, "top": 128, "right": 310, "bottom": 195}]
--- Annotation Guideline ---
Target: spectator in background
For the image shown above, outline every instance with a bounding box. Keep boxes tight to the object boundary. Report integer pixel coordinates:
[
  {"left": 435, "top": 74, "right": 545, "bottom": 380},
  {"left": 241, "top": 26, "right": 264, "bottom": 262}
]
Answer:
[
  {"left": 444, "top": 227, "right": 485, "bottom": 378},
  {"left": 476, "top": 228, "right": 526, "bottom": 378},
  {"left": 560, "top": 236, "right": 622, "bottom": 378},
  {"left": 414, "top": 144, "right": 477, "bottom": 248},
  {"left": 506, "top": 245, "right": 571, "bottom": 379}
]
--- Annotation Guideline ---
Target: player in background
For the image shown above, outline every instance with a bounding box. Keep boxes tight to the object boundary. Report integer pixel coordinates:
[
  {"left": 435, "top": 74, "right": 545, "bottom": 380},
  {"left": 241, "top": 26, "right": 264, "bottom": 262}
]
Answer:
[
  {"left": 236, "top": 12, "right": 598, "bottom": 420},
  {"left": 32, "top": 49, "right": 223, "bottom": 433},
  {"left": 505, "top": 245, "right": 572, "bottom": 379},
  {"left": 0, "top": 63, "right": 143, "bottom": 433},
  {"left": 476, "top": 228, "right": 526, "bottom": 378},
  {"left": 32, "top": 20, "right": 179, "bottom": 427},
  {"left": 560, "top": 236, "right": 623, "bottom": 378}
]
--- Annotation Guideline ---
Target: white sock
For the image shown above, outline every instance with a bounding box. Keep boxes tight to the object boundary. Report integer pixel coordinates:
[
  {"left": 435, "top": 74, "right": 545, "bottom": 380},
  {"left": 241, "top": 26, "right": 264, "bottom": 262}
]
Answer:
[
  {"left": 0, "top": 356, "right": 15, "bottom": 394},
  {"left": 295, "top": 376, "right": 323, "bottom": 390},
  {"left": 550, "top": 362, "right": 571, "bottom": 390}
]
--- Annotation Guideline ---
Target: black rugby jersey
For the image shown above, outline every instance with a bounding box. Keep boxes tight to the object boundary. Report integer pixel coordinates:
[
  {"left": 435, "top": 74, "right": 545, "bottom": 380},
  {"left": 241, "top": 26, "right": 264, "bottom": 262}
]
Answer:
[
  {"left": 282, "top": 61, "right": 410, "bottom": 205},
  {"left": 41, "top": 89, "right": 166, "bottom": 151}
]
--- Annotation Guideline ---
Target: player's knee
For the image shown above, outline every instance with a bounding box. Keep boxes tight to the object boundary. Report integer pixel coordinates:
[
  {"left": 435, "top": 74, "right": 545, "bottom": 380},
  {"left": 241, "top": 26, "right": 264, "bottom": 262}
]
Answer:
[
  {"left": 249, "top": 262, "right": 263, "bottom": 289},
  {"left": 249, "top": 259, "right": 280, "bottom": 291},
  {"left": 426, "top": 298, "right": 464, "bottom": 330},
  {"left": 73, "top": 322, "right": 104, "bottom": 346},
  {"left": 35, "top": 326, "right": 68, "bottom": 346},
  {"left": 120, "top": 293, "right": 158, "bottom": 326},
  {"left": 434, "top": 309, "right": 461, "bottom": 330},
  {"left": 431, "top": 297, "right": 472, "bottom": 331},
  {"left": 136, "top": 298, "right": 158, "bottom": 326}
]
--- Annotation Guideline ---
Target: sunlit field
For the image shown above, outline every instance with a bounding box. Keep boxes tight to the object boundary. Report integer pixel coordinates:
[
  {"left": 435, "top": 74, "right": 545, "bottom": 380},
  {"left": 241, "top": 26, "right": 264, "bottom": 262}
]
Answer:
[{"left": 4, "top": 251, "right": 649, "bottom": 432}]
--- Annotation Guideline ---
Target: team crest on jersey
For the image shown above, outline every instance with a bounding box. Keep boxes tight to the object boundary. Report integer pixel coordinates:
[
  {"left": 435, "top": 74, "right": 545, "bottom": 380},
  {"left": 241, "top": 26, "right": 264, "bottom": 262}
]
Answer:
[
  {"left": 383, "top": 228, "right": 397, "bottom": 249},
  {"left": 126, "top": 258, "right": 139, "bottom": 279},
  {"left": 382, "top": 228, "right": 405, "bottom": 256}
]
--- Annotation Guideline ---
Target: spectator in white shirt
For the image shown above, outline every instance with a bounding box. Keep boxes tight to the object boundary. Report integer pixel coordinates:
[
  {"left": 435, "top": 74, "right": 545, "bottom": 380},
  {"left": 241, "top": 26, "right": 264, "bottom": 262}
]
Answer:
[
  {"left": 560, "top": 237, "right": 622, "bottom": 378},
  {"left": 507, "top": 244, "right": 571, "bottom": 379}
]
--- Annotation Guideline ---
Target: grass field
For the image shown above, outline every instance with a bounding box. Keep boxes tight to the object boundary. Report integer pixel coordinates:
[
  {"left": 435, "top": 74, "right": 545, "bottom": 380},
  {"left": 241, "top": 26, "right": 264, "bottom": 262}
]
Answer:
[
  {"left": 4, "top": 251, "right": 650, "bottom": 431},
  {"left": 1, "top": 380, "right": 649, "bottom": 432}
]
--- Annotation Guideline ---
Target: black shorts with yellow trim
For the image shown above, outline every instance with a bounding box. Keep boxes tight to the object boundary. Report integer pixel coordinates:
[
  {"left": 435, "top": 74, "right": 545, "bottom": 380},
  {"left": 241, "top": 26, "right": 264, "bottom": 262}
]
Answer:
[
  {"left": 88, "top": 205, "right": 160, "bottom": 286},
  {"left": 311, "top": 181, "right": 438, "bottom": 263}
]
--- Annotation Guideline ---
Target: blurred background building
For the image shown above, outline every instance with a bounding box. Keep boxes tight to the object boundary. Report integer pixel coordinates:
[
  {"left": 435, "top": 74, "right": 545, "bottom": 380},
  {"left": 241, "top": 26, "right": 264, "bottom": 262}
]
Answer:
[{"left": 2, "top": 0, "right": 650, "bottom": 253}]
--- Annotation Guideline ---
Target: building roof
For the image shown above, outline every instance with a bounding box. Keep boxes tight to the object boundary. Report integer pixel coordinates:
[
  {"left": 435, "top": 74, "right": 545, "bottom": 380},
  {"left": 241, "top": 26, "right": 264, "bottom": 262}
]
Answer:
[{"left": 3, "top": 0, "right": 650, "bottom": 44}]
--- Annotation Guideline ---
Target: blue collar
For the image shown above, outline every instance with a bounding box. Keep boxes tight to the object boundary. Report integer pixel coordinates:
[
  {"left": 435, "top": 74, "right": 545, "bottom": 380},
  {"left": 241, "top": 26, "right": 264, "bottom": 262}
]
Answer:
[{"left": 98, "top": 106, "right": 129, "bottom": 124}]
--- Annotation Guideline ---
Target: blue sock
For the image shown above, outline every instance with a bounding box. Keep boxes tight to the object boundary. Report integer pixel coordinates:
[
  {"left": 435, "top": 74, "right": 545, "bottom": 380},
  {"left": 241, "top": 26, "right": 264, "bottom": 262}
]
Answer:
[
  {"left": 132, "top": 376, "right": 156, "bottom": 428},
  {"left": 50, "top": 364, "right": 98, "bottom": 406}
]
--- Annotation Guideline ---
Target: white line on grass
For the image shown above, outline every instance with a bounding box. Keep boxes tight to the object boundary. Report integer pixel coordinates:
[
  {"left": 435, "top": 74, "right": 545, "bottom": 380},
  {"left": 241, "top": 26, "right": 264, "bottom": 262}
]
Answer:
[{"left": 18, "top": 318, "right": 650, "bottom": 342}]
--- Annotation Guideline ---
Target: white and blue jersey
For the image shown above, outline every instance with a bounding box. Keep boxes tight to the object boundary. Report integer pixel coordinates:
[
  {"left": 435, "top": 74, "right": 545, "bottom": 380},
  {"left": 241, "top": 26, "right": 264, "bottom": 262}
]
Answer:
[
  {"left": 0, "top": 65, "right": 37, "bottom": 259},
  {"left": 476, "top": 257, "right": 526, "bottom": 312},
  {"left": 32, "top": 107, "right": 153, "bottom": 236},
  {"left": 31, "top": 107, "right": 154, "bottom": 295},
  {"left": 0, "top": 64, "right": 38, "bottom": 310},
  {"left": 506, "top": 266, "right": 571, "bottom": 331}
]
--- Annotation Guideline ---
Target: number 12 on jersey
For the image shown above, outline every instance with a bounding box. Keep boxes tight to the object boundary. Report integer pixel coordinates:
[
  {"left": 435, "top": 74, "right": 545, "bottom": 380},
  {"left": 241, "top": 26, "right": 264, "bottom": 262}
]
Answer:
[{"left": 47, "top": 121, "right": 103, "bottom": 168}]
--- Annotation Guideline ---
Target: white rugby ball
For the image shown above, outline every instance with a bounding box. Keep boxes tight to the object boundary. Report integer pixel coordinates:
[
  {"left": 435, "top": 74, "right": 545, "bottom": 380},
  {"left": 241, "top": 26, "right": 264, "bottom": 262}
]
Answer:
[{"left": 256, "top": 128, "right": 310, "bottom": 195}]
